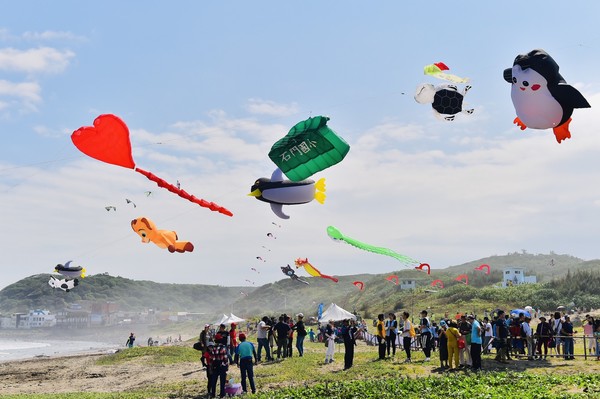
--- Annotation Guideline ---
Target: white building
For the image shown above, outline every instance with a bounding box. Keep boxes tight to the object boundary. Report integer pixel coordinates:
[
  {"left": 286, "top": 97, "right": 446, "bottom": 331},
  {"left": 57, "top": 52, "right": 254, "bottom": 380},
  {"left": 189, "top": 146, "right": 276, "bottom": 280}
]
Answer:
[
  {"left": 400, "top": 279, "right": 416, "bottom": 290},
  {"left": 20, "top": 309, "right": 56, "bottom": 328},
  {"left": 502, "top": 267, "right": 537, "bottom": 288}
]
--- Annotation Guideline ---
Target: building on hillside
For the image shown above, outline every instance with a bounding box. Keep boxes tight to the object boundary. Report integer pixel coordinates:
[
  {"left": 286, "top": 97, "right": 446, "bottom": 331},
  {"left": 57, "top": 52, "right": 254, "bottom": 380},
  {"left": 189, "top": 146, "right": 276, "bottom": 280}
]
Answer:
[
  {"left": 0, "top": 313, "right": 26, "bottom": 329},
  {"left": 90, "top": 302, "right": 119, "bottom": 326},
  {"left": 56, "top": 306, "right": 91, "bottom": 328},
  {"left": 502, "top": 267, "right": 537, "bottom": 288},
  {"left": 400, "top": 279, "right": 417, "bottom": 290},
  {"left": 20, "top": 309, "right": 56, "bottom": 328}
]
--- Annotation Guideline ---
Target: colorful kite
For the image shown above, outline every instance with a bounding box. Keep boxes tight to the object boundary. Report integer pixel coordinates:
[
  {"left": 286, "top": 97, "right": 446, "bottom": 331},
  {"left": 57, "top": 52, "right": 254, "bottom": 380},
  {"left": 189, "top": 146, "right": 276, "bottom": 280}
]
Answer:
[
  {"left": 386, "top": 275, "right": 399, "bottom": 285},
  {"left": 431, "top": 279, "right": 444, "bottom": 289},
  {"left": 48, "top": 276, "right": 79, "bottom": 292},
  {"left": 455, "top": 274, "right": 469, "bottom": 285},
  {"left": 280, "top": 265, "right": 309, "bottom": 285},
  {"left": 415, "top": 263, "right": 431, "bottom": 275},
  {"left": 327, "top": 226, "right": 418, "bottom": 267},
  {"left": 249, "top": 168, "right": 325, "bottom": 219},
  {"left": 503, "top": 49, "right": 591, "bottom": 143},
  {"left": 424, "top": 62, "right": 469, "bottom": 84},
  {"left": 415, "top": 84, "right": 474, "bottom": 121},
  {"left": 352, "top": 281, "right": 364, "bottom": 291},
  {"left": 268, "top": 116, "right": 350, "bottom": 181},
  {"left": 71, "top": 114, "right": 232, "bottom": 216},
  {"left": 294, "top": 258, "right": 338, "bottom": 283},
  {"left": 54, "top": 261, "right": 86, "bottom": 279},
  {"left": 475, "top": 264, "right": 491, "bottom": 275},
  {"left": 131, "top": 217, "right": 194, "bottom": 253}
]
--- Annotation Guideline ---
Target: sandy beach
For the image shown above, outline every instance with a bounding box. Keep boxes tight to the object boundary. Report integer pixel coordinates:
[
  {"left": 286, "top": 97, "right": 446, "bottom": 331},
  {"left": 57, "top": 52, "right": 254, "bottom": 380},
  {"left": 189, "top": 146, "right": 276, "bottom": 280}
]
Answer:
[{"left": 0, "top": 349, "right": 204, "bottom": 396}]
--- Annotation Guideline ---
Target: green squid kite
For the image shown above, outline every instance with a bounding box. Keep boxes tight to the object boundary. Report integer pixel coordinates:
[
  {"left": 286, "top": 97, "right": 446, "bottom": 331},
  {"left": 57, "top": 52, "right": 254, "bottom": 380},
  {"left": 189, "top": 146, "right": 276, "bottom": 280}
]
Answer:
[{"left": 326, "top": 226, "right": 419, "bottom": 266}]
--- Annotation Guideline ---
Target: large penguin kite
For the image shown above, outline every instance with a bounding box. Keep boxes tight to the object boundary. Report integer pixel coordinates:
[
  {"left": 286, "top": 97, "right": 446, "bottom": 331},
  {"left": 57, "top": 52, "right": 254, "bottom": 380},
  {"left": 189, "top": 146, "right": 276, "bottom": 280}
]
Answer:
[
  {"left": 503, "top": 49, "right": 590, "bottom": 143},
  {"left": 248, "top": 168, "right": 325, "bottom": 219}
]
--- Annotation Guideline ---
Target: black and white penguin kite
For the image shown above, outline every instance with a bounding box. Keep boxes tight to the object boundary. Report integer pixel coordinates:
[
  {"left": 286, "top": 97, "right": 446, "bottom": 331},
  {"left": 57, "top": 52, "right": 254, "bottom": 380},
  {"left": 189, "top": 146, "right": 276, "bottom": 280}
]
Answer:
[
  {"left": 503, "top": 49, "right": 591, "bottom": 143},
  {"left": 248, "top": 168, "right": 325, "bottom": 219}
]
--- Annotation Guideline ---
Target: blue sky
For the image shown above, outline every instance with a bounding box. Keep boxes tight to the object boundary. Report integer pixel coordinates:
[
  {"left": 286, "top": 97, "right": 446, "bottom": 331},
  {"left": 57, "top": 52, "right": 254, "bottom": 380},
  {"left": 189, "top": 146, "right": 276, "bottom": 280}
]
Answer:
[{"left": 1, "top": 1, "right": 600, "bottom": 290}]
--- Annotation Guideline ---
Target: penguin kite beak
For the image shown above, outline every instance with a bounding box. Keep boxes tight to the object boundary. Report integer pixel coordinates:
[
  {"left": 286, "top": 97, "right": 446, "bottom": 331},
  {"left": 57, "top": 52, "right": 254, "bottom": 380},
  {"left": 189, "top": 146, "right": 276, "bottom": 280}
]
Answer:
[{"left": 247, "top": 189, "right": 262, "bottom": 197}]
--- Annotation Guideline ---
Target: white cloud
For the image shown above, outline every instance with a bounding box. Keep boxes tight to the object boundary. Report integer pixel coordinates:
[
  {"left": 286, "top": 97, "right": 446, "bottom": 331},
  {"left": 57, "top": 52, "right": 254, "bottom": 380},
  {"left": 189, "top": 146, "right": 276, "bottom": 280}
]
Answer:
[
  {"left": 0, "top": 79, "right": 42, "bottom": 110},
  {"left": 245, "top": 98, "right": 300, "bottom": 117},
  {"left": 0, "top": 47, "right": 75, "bottom": 74},
  {"left": 22, "top": 30, "right": 87, "bottom": 42}
]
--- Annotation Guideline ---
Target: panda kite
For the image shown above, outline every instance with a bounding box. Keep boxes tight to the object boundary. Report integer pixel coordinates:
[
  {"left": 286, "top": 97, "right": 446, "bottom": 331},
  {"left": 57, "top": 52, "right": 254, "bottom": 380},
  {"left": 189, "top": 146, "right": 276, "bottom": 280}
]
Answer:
[
  {"left": 503, "top": 49, "right": 591, "bottom": 143},
  {"left": 414, "top": 84, "right": 474, "bottom": 121}
]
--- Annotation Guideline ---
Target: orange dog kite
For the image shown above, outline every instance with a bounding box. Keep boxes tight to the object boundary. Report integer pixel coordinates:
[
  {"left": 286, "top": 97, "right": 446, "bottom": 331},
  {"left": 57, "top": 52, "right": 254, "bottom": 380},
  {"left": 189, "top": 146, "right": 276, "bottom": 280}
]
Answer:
[{"left": 131, "top": 217, "right": 194, "bottom": 253}]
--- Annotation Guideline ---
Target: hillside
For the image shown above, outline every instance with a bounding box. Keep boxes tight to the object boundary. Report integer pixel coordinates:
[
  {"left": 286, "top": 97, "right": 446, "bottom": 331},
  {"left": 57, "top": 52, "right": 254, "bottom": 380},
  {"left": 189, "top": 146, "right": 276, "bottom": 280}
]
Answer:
[
  {"left": 0, "top": 273, "right": 256, "bottom": 314},
  {"left": 2, "top": 253, "right": 598, "bottom": 321}
]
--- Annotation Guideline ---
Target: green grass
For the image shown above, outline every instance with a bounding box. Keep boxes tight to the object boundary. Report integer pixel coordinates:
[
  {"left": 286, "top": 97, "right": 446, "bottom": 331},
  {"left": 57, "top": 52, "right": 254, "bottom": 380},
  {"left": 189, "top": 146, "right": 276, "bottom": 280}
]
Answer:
[{"left": 3, "top": 342, "right": 600, "bottom": 398}]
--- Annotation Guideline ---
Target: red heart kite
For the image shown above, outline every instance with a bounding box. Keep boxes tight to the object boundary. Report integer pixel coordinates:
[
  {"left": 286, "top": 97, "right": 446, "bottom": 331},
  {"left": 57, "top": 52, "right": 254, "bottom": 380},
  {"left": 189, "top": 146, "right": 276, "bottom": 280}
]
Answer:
[{"left": 71, "top": 114, "right": 232, "bottom": 216}]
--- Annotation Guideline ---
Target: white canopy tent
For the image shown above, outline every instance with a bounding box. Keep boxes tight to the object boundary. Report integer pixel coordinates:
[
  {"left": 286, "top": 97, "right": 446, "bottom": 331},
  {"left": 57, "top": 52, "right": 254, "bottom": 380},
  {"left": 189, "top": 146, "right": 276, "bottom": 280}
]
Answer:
[
  {"left": 318, "top": 303, "right": 356, "bottom": 325},
  {"left": 213, "top": 313, "right": 246, "bottom": 326}
]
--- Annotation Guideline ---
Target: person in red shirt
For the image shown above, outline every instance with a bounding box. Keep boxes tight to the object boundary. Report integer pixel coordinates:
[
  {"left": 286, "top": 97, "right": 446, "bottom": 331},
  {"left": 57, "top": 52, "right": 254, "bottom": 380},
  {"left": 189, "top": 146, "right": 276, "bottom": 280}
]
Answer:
[{"left": 229, "top": 323, "right": 238, "bottom": 358}]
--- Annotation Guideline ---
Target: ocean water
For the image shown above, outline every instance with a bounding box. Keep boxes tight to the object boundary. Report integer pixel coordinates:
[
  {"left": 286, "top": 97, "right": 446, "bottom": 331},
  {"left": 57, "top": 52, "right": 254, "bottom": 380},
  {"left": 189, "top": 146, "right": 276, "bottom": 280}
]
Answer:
[{"left": 0, "top": 338, "right": 120, "bottom": 362}]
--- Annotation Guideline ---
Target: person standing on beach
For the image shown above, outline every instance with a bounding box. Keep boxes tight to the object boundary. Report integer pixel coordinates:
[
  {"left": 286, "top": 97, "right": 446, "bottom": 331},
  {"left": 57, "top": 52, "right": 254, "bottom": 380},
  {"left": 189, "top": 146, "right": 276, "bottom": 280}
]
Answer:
[
  {"left": 293, "top": 313, "right": 307, "bottom": 357},
  {"left": 376, "top": 313, "right": 386, "bottom": 360},
  {"left": 273, "top": 316, "right": 290, "bottom": 359},
  {"left": 126, "top": 333, "right": 135, "bottom": 348},
  {"left": 256, "top": 316, "right": 272, "bottom": 362},
  {"left": 324, "top": 319, "right": 336, "bottom": 364},
  {"left": 234, "top": 333, "right": 257, "bottom": 395},
  {"left": 385, "top": 313, "right": 398, "bottom": 358},
  {"left": 209, "top": 333, "right": 229, "bottom": 398},
  {"left": 341, "top": 319, "right": 359, "bottom": 370},
  {"left": 401, "top": 311, "right": 414, "bottom": 363}
]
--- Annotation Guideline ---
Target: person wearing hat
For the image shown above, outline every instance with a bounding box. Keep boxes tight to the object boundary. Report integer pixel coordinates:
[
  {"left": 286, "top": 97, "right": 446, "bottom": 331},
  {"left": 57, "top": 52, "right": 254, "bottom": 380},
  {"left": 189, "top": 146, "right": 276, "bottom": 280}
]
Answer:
[
  {"left": 534, "top": 316, "right": 551, "bottom": 360},
  {"left": 293, "top": 313, "right": 307, "bottom": 356},
  {"left": 204, "top": 340, "right": 215, "bottom": 395},
  {"left": 234, "top": 333, "right": 257, "bottom": 395},
  {"left": 199, "top": 324, "right": 211, "bottom": 368}
]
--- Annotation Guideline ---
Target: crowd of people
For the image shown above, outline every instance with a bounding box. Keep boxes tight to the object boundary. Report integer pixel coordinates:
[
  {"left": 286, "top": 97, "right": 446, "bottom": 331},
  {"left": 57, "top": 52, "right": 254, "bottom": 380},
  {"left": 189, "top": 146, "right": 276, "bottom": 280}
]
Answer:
[{"left": 192, "top": 310, "right": 600, "bottom": 397}]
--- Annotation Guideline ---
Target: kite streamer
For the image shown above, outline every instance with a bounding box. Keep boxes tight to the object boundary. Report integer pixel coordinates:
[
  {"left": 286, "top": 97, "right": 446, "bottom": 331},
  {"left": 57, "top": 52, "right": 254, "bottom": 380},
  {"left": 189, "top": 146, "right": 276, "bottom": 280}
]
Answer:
[{"left": 326, "top": 226, "right": 418, "bottom": 267}]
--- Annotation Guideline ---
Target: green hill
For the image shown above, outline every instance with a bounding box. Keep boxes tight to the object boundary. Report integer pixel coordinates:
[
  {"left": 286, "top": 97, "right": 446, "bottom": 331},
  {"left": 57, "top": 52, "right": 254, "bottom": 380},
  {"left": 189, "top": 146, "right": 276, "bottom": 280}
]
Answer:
[
  {"left": 2, "top": 253, "right": 598, "bottom": 322},
  {"left": 0, "top": 273, "right": 256, "bottom": 314}
]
